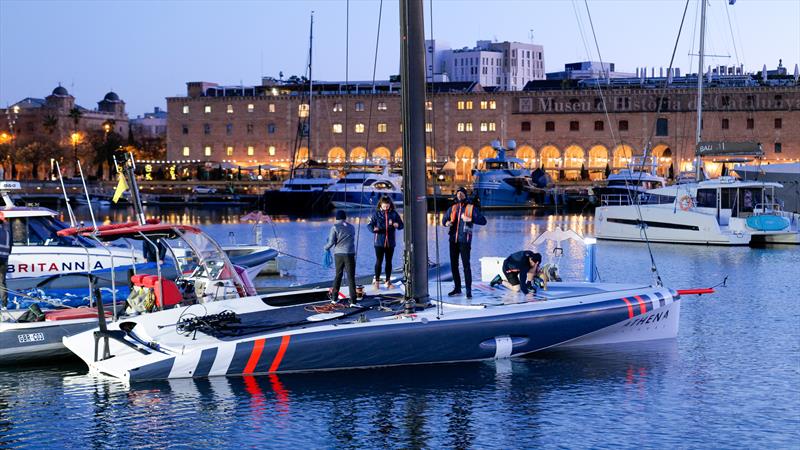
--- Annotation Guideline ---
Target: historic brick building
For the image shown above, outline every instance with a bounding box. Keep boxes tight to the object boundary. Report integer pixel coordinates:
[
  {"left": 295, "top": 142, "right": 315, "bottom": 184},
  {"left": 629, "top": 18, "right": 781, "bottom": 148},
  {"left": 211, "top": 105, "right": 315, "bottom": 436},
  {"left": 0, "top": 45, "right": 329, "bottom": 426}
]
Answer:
[
  {"left": 166, "top": 79, "right": 799, "bottom": 181},
  {"left": 0, "top": 85, "right": 129, "bottom": 177}
]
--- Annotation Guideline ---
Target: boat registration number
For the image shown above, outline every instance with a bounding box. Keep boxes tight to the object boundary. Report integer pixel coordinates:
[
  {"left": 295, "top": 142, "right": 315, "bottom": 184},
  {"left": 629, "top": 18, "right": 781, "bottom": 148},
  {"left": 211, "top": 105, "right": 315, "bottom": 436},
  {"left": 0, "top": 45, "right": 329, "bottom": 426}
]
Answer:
[{"left": 17, "top": 333, "right": 45, "bottom": 343}]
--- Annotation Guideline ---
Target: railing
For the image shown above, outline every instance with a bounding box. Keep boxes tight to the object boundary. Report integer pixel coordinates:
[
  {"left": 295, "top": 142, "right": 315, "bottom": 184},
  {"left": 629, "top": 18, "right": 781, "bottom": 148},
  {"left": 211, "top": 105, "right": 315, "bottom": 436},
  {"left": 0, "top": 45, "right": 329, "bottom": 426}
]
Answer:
[{"left": 600, "top": 193, "right": 675, "bottom": 206}]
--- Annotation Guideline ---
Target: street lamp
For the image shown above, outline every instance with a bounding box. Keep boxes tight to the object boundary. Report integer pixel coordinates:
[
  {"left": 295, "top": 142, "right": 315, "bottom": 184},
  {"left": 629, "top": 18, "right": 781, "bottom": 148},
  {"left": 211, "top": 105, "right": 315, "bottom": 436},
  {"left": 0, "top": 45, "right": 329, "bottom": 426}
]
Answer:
[{"left": 71, "top": 132, "right": 81, "bottom": 174}]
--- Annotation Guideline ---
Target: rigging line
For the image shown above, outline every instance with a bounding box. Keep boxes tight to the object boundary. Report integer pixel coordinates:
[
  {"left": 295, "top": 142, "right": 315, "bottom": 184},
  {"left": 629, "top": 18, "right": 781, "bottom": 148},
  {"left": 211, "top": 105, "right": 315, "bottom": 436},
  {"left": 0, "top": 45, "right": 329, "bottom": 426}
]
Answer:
[
  {"left": 343, "top": 0, "right": 350, "bottom": 221},
  {"left": 353, "top": 0, "right": 384, "bottom": 257},
  {"left": 723, "top": 0, "right": 740, "bottom": 69},
  {"left": 583, "top": 0, "right": 664, "bottom": 287},
  {"left": 427, "top": 0, "right": 443, "bottom": 317}
]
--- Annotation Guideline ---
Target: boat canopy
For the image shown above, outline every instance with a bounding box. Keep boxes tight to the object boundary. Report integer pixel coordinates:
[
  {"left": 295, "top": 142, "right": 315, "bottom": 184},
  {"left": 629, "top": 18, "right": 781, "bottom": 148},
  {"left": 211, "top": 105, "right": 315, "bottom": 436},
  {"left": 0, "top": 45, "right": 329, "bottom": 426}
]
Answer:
[{"left": 58, "top": 223, "right": 201, "bottom": 240}]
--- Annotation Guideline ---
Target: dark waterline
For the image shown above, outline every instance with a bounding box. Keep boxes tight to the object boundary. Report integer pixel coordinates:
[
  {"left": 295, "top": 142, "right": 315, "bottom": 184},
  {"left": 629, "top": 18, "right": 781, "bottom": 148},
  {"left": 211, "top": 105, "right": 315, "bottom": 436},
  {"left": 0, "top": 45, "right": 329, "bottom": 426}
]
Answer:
[{"left": 1, "top": 206, "right": 798, "bottom": 448}]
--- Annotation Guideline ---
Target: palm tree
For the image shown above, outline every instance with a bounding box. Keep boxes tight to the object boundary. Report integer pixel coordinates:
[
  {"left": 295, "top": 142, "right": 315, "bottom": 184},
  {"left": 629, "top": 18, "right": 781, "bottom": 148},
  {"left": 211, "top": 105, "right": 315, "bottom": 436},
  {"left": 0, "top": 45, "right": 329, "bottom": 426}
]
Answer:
[
  {"left": 42, "top": 114, "right": 59, "bottom": 135},
  {"left": 67, "top": 107, "right": 83, "bottom": 173}
]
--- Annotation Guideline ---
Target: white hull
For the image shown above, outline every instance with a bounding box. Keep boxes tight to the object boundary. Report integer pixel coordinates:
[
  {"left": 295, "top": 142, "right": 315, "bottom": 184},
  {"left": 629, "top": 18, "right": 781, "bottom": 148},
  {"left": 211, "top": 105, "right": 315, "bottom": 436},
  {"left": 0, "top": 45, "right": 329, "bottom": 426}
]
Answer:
[
  {"left": 8, "top": 246, "right": 143, "bottom": 279},
  {"left": 63, "top": 281, "right": 681, "bottom": 382},
  {"left": 594, "top": 204, "right": 751, "bottom": 245}
]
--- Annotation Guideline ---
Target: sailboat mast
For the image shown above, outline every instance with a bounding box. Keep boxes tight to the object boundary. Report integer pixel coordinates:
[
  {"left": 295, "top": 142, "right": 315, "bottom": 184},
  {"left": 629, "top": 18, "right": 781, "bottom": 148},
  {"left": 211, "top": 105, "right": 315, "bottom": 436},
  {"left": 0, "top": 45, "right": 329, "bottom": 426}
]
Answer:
[
  {"left": 400, "top": 0, "right": 429, "bottom": 305},
  {"left": 694, "top": 0, "right": 707, "bottom": 179},
  {"left": 308, "top": 12, "right": 314, "bottom": 161}
]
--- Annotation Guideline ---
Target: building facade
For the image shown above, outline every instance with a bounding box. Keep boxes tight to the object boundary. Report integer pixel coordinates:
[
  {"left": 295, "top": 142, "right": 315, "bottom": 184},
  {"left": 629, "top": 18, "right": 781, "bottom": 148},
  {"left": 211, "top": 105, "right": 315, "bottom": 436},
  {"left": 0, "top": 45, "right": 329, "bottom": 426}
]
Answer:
[
  {"left": 167, "top": 79, "right": 800, "bottom": 181},
  {"left": 427, "top": 39, "right": 546, "bottom": 90},
  {"left": 0, "top": 86, "right": 129, "bottom": 177}
]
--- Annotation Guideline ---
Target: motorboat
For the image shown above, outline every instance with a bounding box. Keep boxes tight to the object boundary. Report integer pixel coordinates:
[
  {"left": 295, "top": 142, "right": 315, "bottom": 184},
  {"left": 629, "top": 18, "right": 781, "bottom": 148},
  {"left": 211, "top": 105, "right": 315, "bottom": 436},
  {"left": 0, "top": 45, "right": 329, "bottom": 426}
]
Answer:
[
  {"left": 594, "top": 177, "right": 800, "bottom": 245},
  {"left": 0, "top": 181, "right": 146, "bottom": 292},
  {"left": 592, "top": 156, "right": 667, "bottom": 206},
  {"left": 326, "top": 165, "right": 403, "bottom": 209},
  {"left": 262, "top": 163, "right": 339, "bottom": 214},
  {"left": 733, "top": 162, "right": 800, "bottom": 213},
  {"left": 0, "top": 222, "right": 257, "bottom": 363},
  {"left": 61, "top": 228, "right": 697, "bottom": 382},
  {"left": 472, "top": 140, "right": 545, "bottom": 209}
]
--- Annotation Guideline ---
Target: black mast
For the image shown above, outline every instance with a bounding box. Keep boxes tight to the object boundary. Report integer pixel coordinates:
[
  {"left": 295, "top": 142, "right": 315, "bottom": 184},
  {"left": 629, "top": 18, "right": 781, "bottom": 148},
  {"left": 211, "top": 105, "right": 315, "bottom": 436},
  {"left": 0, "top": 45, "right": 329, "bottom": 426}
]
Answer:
[{"left": 400, "top": 0, "right": 429, "bottom": 307}]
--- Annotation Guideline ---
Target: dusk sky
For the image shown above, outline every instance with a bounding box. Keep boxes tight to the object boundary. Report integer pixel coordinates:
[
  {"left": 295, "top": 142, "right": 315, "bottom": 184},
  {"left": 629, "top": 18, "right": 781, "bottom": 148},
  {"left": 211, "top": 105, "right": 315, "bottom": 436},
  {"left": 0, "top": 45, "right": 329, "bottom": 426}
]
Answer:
[{"left": 1, "top": 0, "right": 798, "bottom": 116}]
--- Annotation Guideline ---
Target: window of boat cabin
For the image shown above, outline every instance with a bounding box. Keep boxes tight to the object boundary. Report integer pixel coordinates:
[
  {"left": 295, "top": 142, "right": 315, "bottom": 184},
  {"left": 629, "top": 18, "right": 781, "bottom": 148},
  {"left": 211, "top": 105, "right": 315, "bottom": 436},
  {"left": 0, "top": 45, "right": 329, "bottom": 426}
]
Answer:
[
  {"left": 10, "top": 217, "right": 92, "bottom": 247},
  {"left": 372, "top": 181, "right": 395, "bottom": 190},
  {"left": 695, "top": 189, "right": 717, "bottom": 209}
]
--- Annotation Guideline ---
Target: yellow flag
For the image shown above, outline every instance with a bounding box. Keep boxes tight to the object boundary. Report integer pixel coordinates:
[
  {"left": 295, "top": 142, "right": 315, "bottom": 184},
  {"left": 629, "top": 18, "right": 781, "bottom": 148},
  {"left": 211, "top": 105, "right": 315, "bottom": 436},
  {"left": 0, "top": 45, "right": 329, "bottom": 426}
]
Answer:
[{"left": 112, "top": 173, "right": 128, "bottom": 203}]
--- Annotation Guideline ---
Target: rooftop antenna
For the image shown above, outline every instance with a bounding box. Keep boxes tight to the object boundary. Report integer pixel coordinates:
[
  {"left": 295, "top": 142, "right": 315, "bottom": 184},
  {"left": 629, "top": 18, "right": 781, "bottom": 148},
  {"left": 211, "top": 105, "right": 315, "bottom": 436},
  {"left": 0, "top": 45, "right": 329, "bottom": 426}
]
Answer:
[{"left": 529, "top": 29, "right": 534, "bottom": 43}]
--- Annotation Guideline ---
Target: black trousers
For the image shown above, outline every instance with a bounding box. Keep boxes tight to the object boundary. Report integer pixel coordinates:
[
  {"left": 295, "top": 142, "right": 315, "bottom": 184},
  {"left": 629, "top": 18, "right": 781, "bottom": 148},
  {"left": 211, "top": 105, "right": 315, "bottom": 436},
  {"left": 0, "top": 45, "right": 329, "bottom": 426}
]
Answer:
[
  {"left": 374, "top": 246, "right": 395, "bottom": 282},
  {"left": 0, "top": 257, "right": 7, "bottom": 308},
  {"left": 332, "top": 253, "right": 357, "bottom": 302},
  {"left": 449, "top": 242, "right": 472, "bottom": 292}
]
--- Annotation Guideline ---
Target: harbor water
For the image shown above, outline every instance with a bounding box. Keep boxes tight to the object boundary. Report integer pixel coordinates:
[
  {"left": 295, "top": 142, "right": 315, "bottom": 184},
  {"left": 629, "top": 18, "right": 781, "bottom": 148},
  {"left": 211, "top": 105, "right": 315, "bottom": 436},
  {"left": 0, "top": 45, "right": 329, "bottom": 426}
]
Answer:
[{"left": 1, "top": 207, "right": 798, "bottom": 448}]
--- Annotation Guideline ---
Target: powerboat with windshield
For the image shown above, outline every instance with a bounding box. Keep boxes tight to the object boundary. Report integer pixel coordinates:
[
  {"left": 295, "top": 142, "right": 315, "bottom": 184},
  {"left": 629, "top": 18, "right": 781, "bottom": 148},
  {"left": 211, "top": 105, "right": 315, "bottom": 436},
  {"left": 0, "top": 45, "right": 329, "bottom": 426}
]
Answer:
[
  {"left": 0, "top": 222, "right": 256, "bottom": 363},
  {"left": 262, "top": 163, "right": 339, "bottom": 214},
  {"left": 472, "top": 140, "right": 545, "bottom": 209},
  {"left": 592, "top": 156, "right": 667, "bottom": 206},
  {"left": 325, "top": 165, "right": 402, "bottom": 209}
]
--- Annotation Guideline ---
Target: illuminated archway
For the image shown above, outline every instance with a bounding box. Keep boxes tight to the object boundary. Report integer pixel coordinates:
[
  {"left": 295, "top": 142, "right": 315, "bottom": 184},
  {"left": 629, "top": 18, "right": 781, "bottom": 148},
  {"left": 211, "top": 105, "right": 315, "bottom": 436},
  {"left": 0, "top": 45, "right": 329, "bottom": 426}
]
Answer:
[
  {"left": 612, "top": 144, "right": 634, "bottom": 171},
  {"left": 372, "top": 146, "right": 391, "bottom": 162},
  {"left": 652, "top": 144, "right": 672, "bottom": 177},
  {"left": 350, "top": 146, "right": 367, "bottom": 162},
  {"left": 478, "top": 146, "right": 497, "bottom": 160},
  {"left": 394, "top": 147, "right": 403, "bottom": 161},
  {"left": 296, "top": 147, "right": 309, "bottom": 163},
  {"left": 563, "top": 145, "right": 584, "bottom": 180},
  {"left": 454, "top": 146, "right": 475, "bottom": 181},
  {"left": 328, "top": 147, "right": 346, "bottom": 163},
  {"left": 588, "top": 145, "right": 609, "bottom": 180},
  {"left": 515, "top": 145, "right": 536, "bottom": 168},
  {"left": 539, "top": 145, "right": 561, "bottom": 180},
  {"left": 426, "top": 146, "right": 436, "bottom": 162}
]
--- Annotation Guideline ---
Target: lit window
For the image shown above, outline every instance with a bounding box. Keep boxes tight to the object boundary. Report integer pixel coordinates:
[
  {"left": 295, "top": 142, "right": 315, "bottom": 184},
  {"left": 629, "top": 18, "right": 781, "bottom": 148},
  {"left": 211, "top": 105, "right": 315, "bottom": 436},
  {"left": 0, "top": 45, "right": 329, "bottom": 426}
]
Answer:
[
  {"left": 204, "top": 146, "right": 212, "bottom": 156},
  {"left": 268, "top": 104, "right": 275, "bottom": 113},
  {"left": 489, "top": 100, "right": 497, "bottom": 109},
  {"left": 227, "top": 104, "right": 234, "bottom": 113},
  {"left": 182, "top": 146, "right": 190, "bottom": 156},
  {"left": 457, "top": 122, "right": 465, "bottom": 132},
  {"left": 182, "top": 105, "right": 189, "bottom": 114},
  {"left": 457, "top": 101, "right": 465, "bottom": 110},
  {"left": 426, "top": 123, "right": 433, "bottom": 133},
  {"left": 247, "top": 104, "right": 254, "bottom": 112},
  {"left": 377, "top": 123, "right": 388, "bottom": 133},
  {"left": 465, "top": 101, "right": 473, "bottom": 110},
  {"left": 465, "top": 122, "right": 473, "bottom": 132},
  {"left": 355, "top": 102, "right": 365, "bottom": 111},
  {"left": 247, "top": 146, "right": 254, "bottom": 156},
  {"left": 425, "top": 101, "right": 433, "bottom": 110},
  {"left": 480, "top": 101, "right": 488, "bottom": 110},
  {"left": 355, "top": 123, "right": 365, "bottom": 133},
  {"left": 226, "top": 146, "right": 234, "bottom": 156},
  {"left": 333, "top": 103, "right": 343, "bottom": 112},
  {"left": 298, "top": 104, "right": 309, "bottom": 118},
  {"left": 204, "top": 105, "right": 211, "bottom": 113},
  {"left": 488, "top": 122, "right": 496, "bottom": 131},
  {"left": 332, "top": 123, "right": 343, "bottom": 134},
  {"left": 268, "top": 146, "right": 276, "bottom": 156},
  {"left": 377, "top": 102, "right": 387, "bottom": 111},
  {"left": 480, "top": 122, "right": 488, "bottom": 132}
]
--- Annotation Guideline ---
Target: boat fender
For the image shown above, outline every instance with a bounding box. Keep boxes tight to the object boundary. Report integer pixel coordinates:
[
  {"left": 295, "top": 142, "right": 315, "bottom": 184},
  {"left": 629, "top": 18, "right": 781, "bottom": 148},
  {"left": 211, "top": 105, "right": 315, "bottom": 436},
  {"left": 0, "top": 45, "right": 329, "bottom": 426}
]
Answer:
[{"left": 679, "top": 195, "right": 694, "bottom": 211}]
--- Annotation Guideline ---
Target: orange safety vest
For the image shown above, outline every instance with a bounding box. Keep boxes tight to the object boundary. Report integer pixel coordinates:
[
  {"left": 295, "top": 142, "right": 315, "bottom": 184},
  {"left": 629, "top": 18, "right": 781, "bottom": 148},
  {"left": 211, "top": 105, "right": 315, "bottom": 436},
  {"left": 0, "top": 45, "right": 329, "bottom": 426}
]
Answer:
[{"left": 450, "top": 204, "right": 474, "bottom": 243}]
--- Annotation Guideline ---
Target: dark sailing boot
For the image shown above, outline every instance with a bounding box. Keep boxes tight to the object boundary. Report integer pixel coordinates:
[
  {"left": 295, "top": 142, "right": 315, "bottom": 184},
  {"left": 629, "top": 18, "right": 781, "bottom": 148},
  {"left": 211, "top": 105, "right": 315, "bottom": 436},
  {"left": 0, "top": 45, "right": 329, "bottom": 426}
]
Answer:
[
  {"left": 466, "top": 287, "right": 472, "bottom": 299},
  {"left": 489, "top": 274, "right": 502, "bottom": 288}
]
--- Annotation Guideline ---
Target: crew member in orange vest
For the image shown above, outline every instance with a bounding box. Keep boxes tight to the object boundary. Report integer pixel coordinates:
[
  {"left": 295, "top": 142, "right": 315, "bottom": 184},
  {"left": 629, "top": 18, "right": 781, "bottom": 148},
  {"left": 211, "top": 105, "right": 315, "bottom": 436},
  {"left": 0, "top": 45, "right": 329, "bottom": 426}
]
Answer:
[{"left": 442, "top": 187, "right": 486, "bottom": 298}]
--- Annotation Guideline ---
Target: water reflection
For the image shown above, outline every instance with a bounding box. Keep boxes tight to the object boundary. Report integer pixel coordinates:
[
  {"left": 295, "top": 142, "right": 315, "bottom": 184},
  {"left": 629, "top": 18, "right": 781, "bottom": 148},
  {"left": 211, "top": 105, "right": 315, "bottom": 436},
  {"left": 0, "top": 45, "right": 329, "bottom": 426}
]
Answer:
[{"left": 0, "top": 341, "right": 676, "bottom": 448}]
